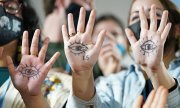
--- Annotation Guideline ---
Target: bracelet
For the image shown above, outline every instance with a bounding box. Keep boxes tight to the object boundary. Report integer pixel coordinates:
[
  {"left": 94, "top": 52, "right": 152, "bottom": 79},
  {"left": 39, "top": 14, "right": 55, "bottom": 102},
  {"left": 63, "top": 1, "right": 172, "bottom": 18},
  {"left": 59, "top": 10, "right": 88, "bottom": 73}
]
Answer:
[{"left": 168, "top": 78, "right": 178, "bottom": 93}]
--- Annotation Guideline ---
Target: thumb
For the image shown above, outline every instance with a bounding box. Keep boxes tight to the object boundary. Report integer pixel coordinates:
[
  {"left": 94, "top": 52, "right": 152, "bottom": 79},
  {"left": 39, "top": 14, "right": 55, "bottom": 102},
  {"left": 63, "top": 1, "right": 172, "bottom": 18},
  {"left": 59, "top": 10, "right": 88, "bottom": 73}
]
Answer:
[
  {"left": 6, "top": 56, "right": 16, "bottom": 78},
  {"left": 0, "top": 47, "right": 3, "bottom": 58}
]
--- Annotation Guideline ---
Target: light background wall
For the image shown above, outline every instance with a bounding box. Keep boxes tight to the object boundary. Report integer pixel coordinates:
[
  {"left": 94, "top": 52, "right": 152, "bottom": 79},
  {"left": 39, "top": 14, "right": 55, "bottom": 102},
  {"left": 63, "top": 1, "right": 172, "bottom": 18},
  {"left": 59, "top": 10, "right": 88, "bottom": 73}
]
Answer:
[
  {"left": 30, "top": 0, "right": 180, "bottom": 28},
  {"left": 30, "top": 0, "right": 132, "bottom": 28}
]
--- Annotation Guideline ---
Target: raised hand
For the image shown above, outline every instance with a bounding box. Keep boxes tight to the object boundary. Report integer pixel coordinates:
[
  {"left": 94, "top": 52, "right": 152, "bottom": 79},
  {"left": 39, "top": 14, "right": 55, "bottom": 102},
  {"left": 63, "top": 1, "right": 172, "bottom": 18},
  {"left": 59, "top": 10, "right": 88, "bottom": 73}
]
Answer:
[
  {"left": 62, "top": 7, "right": 106, "bottom": 74},
  {"left": 133, "top": 86, "right": 168, "bottom": 108},
  {"left": 98, "top": 32, "right": 121, "bottom": 76},
  {"left": 125, "top": 5, "right": 171, "bottom": 70},
  {"left": 62, "top": 7, "right": 105, "bottom": 100},
  {"left": 6, "top": 29, "right": 60, "bottom": 96}
]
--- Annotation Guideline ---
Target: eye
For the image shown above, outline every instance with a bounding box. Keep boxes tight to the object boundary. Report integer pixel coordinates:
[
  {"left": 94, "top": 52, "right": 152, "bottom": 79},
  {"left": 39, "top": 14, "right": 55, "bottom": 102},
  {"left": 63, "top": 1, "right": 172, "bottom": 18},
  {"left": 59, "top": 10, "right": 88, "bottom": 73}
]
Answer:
[
  {"left": 131, "top": 16, "right": 139, "bottom": 21},
  {"left": 140, "top": 40, "right": 157, "bottom": 55},
  {"left": 68, "top": 42, "right": 88, "bottom": 55},
  {"left": 19, "top": 65, "right": 40, "bottom": 78}
]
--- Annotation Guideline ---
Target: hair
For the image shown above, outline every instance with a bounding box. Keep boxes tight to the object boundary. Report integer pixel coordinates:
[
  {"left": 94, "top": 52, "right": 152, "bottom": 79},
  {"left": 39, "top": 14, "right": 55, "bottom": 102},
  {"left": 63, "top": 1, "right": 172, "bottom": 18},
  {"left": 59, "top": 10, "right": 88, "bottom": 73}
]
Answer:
[
  {"left": 128, "top": 0, "right": 180, "bottom": 53},
  {"left": 43, "top": 0, "right": 56, "bottom": 16},
  {"left": 128, "top": 0, "right": 180, "bottom": 24},
  {"left": 15, "top": 0, "right": 40, "bottom": 65},
  {"left": 95, "top": 14, "right": 124, "bottom": 34}
]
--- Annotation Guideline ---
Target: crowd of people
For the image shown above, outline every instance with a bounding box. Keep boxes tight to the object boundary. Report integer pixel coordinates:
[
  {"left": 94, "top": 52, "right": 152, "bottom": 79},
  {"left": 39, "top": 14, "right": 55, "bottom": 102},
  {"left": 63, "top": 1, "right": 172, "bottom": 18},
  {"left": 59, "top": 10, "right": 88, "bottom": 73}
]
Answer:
[{"left": 0, "top": 0, "right": 180, "bottom": 108}]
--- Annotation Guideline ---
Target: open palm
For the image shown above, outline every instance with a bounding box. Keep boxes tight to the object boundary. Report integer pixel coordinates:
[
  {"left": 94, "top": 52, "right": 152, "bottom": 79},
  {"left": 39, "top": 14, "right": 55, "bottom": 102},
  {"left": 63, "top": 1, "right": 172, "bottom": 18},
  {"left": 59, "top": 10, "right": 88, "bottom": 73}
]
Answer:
[
  {"left": 125, "top": 5, "right": 171, "bottom": 69},
  {"left": 6, "top": 29, "right": 60, "bottom": 96},
  {"left": 62, "top": 7, "right": 105, "bottom": 73}
]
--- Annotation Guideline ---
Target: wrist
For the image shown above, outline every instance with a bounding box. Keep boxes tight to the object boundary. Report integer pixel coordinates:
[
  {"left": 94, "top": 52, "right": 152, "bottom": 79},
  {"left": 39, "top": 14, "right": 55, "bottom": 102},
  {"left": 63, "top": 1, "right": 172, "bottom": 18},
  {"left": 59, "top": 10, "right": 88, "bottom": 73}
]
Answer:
[
  {"left": 20, "top": 93, "right": 50, "bottom": 108},
  {"left": 72, "top": 70, "right": 95, "bottom": 101},
  {"left": 20, "top": 92, "right": 42, "bottom": 102},
  {"left": 146, "top": 62, "right": 176, "bottom": 89}
]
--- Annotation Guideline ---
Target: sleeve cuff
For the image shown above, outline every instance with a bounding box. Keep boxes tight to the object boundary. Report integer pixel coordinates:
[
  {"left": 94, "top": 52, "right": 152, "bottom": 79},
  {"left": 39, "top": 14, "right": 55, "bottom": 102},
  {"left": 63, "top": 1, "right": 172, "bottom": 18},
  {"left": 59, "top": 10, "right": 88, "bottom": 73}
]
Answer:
[
  {"left": 66, "top": 91, "right": 98, "bottom": 108},
  {"left": 167, "top": 78, "right": 180, "bottom": 108},
  {"left": 168, "top": 78, "right": 178, "bottom": 93}
]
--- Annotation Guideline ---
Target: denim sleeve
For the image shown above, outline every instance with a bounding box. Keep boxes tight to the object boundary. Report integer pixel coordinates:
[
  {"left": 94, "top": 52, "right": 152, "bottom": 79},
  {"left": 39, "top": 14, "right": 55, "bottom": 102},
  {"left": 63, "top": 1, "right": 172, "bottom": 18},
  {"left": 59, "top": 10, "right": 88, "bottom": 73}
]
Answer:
[
  {"left": 167, "top": 61, "right": 180, "bottom": 108},
  {"left": 65, "top": 78, "right": 114, "bottom": 108},
  {"left": 167, "top": 78, "right": 180, "bottom": 108}
]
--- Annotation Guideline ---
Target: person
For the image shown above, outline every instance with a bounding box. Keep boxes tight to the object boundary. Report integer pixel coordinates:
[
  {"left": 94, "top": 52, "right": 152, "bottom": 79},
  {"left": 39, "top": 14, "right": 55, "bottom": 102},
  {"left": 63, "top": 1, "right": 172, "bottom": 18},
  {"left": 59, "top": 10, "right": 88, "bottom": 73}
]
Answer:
[
  {"left": 43, "top": 0, "right": 94, "bottom": 72},
  {"left": 63, "top": 0, "right": 180, "bottom": 107},
  {"left": 6, "top": 29, "right": 60, "bottom": 108},
  {"left": 0, "top": 0, "right": 60, "bottom": 108},
  {"left": 92, "top": 15, "right": 133, "bottom": 77}
]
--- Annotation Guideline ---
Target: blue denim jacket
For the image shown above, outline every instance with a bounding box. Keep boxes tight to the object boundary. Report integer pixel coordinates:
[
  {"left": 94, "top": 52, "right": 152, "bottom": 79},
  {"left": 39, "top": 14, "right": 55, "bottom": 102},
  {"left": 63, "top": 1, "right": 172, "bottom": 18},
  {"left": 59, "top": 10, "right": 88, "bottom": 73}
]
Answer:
[{"left": 66, "top": 58, "right": 180, "bottom": 108}]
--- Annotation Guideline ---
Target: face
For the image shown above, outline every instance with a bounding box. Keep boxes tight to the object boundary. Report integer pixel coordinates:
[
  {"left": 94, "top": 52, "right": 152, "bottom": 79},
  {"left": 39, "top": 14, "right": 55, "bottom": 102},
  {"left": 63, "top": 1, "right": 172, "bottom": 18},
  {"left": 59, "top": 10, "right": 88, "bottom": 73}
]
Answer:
[
  {"left": 0, "top": 0, "right": 22, "bottom": 18},
  {"left": 0, "top": 0, "right": 23, "bottom": 47},
  {"left": 129, "top": 0, "right": 164, "bottom": 25},
  {"left": 93, "top": 19, "right": 127, "bottom": 49}
]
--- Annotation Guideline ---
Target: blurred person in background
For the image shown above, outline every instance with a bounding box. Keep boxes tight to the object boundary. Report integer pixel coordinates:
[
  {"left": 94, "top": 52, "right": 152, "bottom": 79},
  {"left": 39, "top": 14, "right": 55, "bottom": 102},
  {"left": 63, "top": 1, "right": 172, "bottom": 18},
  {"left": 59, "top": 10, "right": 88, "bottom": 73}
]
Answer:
[{"left": 92, "top": 15, "right": 134, "bottom": 77}]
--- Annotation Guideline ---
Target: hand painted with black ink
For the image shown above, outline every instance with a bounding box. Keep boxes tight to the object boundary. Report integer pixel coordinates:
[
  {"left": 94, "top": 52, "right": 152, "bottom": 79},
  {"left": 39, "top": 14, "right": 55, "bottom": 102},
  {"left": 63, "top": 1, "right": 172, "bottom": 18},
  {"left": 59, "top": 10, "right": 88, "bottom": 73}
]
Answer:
[
  {"left": 125, "top": 5, "right": 171, "bottom": 70},
  {"left": 133, "top": 86, "right": 168, "bottom": 108},
  {"left": 6, "top": 29, "right": 60, "bottom": 96},
  {"left": 62, "top": 7, "right": 106, "bottom": 74}
]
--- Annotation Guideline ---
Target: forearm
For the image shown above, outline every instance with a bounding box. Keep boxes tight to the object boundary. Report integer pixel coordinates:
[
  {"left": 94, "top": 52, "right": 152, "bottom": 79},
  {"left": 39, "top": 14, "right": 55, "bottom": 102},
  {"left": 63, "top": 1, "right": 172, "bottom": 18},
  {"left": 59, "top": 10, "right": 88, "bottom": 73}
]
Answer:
[
  {"left": 72, "top": 70, "right": 95, "bottom": 101},
  {"left": 21, "top": 93, "right": 50, "bottom": 108},
  {"left": 144, "top": 62, "right": 175, "bottom": 89}
]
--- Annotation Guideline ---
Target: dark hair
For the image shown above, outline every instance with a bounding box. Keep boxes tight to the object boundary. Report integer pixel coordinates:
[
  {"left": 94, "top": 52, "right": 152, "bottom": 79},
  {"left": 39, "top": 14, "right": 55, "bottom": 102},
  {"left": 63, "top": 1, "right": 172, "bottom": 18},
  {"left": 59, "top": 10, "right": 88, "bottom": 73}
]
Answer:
[
  {"left": 15, "top": 0, "right": 40, "bottom": 65},
  {"left": 95, "top": 14, "right": 124, "bottom": 33},
  {"left": 128, "top": 0, "right": 180, "bottom": 24},
  {"left": 43, "top": 0, "right": 56, "bottom": 16}
]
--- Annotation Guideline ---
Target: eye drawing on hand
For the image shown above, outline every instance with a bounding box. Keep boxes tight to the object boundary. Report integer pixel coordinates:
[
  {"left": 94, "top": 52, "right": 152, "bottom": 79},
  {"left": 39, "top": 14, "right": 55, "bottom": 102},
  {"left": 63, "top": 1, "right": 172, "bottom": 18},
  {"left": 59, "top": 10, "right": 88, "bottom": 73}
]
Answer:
[
  {"left": 68, "top": 40, "right": 88, "bottom": 55},
  {"left": 140, "top": 38, "right": 157, "bottom": 55},
  {"left": 17, "top": 64, "right": 40, "bottom": 79}
]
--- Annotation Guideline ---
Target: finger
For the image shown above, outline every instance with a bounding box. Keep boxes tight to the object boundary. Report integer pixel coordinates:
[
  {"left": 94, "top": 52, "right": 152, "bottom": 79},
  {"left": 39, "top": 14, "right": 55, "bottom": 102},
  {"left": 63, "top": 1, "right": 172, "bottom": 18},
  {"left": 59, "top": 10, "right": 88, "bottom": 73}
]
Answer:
[
  {"left": 106, "top": 32, "right": 116, "bottom": 42},
  {"left": 62, "top": 25, "right": 69, "bottom": 42},
  {"left": 45, "top": 52, "right": 60, "bottom": 71},
  {"left": 85, "top": 9, "right": 96, "bottom": 36},
  {"left": 150, "top": 5, "right": 157, "bottom": 31},
  {"left": 6, "top": 56, "right": 16, "bottom": 77},
  {"left": 0, "top": 47, "right": 3, "bottom": 57},
  {"left": 151, "top": 86, "right": 164, "bottom": 108},
  {"left": 157, "top": 11, "right": 168, "bottom": 34},
  {"left": 68, "top": 13, "right": 76, "bottom": 36},
  {"left": 100, "top": 45, "right": 113, "bottom": 56},
  {"left": 22, "top": 31, "right": 29, "bottom": 55},
  {"left": 94, "top": 30, "right": 106, "bottom": 50},
  {"left": 143, "top": 90, "right": 156, "bottom": 107},
  {"left": 125, "top": 28, "right": 137, "bottom": 45},
  {"left": 30, "top": 29, "right": 40, "bottom": 56},
  {"left": 133, "top": 95, "right": 143, "bottom": 108},
  {"left": 139, "top": 6, "right": 148, "bottom": 30},
  {"left": 101, "top": 51, "right": 114, "bottom": 60},
  {"left": 157, "top": 88, "right": 168, "bottom": 108},
  {"left": 77, "top": 7, "right": 86, "bottom": 33},
  {"left": 161, "top": 23, "right": 172, "bottom": 44},
  {"left": 38, "top": 37, "right": 49, "bottom": 62}
]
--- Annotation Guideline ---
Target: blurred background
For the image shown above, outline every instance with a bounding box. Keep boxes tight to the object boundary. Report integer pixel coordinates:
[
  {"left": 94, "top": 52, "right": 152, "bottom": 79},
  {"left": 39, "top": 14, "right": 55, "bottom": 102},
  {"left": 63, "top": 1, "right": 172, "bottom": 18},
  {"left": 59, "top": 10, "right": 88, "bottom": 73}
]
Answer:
[
  {"left": 31, "top": 0, "right": 132, "bottom": 28},
  {"left": 31, "top": 0, "right": 179, "bottom": 28}
]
